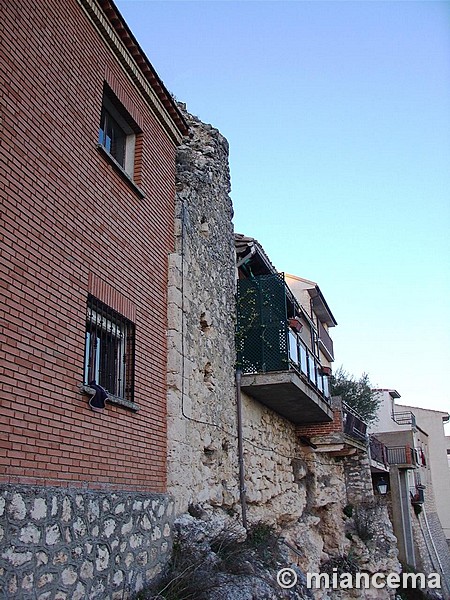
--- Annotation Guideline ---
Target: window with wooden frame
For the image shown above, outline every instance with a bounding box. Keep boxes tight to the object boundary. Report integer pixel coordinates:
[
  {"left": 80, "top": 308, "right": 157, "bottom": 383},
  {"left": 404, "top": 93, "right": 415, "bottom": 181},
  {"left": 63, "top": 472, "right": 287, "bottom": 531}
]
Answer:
[
  {"left": 84, "top": 295, "right": 135, "bottom": 402},
  {"left": 98, "top": 85, "right": 140, "bottom": 178}
]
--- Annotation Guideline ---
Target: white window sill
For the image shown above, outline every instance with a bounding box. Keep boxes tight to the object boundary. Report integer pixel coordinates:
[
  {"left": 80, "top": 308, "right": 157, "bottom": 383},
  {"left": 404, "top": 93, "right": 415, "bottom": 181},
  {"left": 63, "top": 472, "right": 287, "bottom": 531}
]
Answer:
[
  {"left": 80, "top": 384, "right": 140, "bottom": 412},
  {"left": 97, "top": 144, "right": 145, "bottom": 199}
]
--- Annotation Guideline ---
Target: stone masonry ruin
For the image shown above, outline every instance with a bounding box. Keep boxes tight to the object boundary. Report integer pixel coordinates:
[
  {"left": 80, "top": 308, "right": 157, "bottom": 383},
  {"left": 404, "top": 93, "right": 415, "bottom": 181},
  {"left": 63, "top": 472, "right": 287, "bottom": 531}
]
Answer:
[{"left": 165, "top": 106, "right": 403, "bottom": 599}]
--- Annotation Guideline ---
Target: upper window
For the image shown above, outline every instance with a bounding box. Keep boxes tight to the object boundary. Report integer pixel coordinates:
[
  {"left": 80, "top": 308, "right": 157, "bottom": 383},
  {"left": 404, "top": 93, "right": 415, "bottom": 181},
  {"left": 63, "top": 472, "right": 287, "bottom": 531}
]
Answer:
[
  {"left": 99, "top": 105, "right": 127, "bottom": 166},
  {"left": 98, "top": 87, "right": 138, "bottom": 178},
  {"left": 84, "top": 295, "right": 135, "bottom": 402}
]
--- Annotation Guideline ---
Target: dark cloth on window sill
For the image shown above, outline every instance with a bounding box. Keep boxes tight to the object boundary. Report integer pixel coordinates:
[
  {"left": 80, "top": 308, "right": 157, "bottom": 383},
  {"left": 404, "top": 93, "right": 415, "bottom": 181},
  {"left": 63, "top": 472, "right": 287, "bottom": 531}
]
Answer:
[{"left": 88, "top": 381, "right": 108, "bottom": 411}]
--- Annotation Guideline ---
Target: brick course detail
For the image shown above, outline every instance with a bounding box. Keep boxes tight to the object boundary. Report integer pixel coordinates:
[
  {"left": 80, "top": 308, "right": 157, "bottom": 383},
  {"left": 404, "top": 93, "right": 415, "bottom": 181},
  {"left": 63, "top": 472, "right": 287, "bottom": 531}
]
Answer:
[
  {"left": 296, "top": 406, "right": 343, "bottom": 438},
  {"left": 0, "top": 0, "right": 183, "bottom": 492}
]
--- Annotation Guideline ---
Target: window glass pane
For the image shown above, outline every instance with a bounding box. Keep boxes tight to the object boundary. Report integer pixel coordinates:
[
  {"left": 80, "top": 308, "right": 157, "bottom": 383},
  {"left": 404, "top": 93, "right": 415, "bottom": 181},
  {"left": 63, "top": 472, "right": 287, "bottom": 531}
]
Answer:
[
  {"left": 105, "top": 131, "right": 112, "bottom": 154},
  {"left": 308, "top": 355, "right": 316, "bottom": 384},
  {"left": 98, "top": 108, "right": 106, "bottom": 146},
  {"left": 100, "top": 330, "right": 119, "bottom": 394},
  {"left": 111, "top": 125, "right": 125, "bottom": 166},
  {"left": 84, "top": 331, "right": 91, "bottom": 383},
  {"left": 99, "top": 106, "right": 126, "bottom": 167},
  {"left": 317, "top": 372, "right": 323, "bottom": 392},
  {"left": 288, "top": 330, "right": 298, "bottom": 365},
  {"left": 95, "top": 335, "right": 100, "bottom": 382},
  {"left": 299, "top": 343, "right": 308, "bottom": 375}
]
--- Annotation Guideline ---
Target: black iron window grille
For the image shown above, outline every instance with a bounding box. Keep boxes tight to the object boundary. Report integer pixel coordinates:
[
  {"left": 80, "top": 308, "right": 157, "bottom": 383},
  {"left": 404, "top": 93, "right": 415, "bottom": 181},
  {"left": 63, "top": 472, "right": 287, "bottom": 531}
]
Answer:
[{"left": 84, "top": 295, "right": 135, "bottom": 402}]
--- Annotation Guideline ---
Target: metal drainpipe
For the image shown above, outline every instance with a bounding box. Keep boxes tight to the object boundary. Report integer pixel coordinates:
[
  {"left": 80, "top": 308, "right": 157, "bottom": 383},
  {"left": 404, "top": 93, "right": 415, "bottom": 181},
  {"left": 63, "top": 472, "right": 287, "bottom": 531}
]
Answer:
[{"left": 235, "top": 369, "right": 248, "bottom": 530}]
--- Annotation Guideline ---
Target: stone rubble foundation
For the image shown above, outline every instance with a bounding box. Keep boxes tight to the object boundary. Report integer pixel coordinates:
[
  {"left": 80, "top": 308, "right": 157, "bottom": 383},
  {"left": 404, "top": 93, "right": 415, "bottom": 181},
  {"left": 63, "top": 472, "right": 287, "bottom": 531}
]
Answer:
[{"left": 0, "top": 485, "right": 174, "bottom": 599}]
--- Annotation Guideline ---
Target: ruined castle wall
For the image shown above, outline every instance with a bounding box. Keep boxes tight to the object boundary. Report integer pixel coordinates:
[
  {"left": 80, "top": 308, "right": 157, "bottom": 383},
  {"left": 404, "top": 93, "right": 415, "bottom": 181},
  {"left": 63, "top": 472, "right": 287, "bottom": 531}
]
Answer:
[
  {"left": 166, "top": 108, "right": 325, "bottom": 529},
  {"left": 167, "top": 108, "right": 401, "bottom": 598},
  {"left": 167, "top": 108, "right": 238, "bottom": 513}
]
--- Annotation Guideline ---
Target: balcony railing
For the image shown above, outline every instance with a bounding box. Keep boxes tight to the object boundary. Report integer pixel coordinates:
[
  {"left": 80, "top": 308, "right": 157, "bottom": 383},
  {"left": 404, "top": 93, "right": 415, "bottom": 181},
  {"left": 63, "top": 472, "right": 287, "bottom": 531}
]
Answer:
[
  {"left": 288, "top": 330, "right": 330, "bottom": 398},
  {"left": 386, "top": 445, "right": 418, "bottom": 467},
  {"left": 236, "top": 273, "right": 330, "bottom": 401},
  {"left": 342, "top": 403, "right": 367, "bottom": 441},
  {"left": 369, "top": 435, "right": 389, "bottom": 466},
  {"left": 392, "top": 411, "right": 416, "bottom": 428},
  {"left": 318, "top": 320, "right": 334, "bottom": 361}
]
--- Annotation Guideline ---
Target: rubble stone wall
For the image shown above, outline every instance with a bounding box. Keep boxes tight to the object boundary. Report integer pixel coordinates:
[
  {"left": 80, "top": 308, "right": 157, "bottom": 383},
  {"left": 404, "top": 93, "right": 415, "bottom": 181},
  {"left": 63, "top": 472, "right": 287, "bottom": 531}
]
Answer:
[
  {"left": 166, "top": 107, "right": 238, "bottom": 513},
  {"left": 343, "top": 449, "right": 375, "bottom": 505},
  {"left": 0, "top": 486, "right": 173, "bottom": 599},
  {"left": 166, "top": 107, "right": 401, "bottom": 599},
  {"left": 240, "top": 392, "right": 304, "bottom": 524}
]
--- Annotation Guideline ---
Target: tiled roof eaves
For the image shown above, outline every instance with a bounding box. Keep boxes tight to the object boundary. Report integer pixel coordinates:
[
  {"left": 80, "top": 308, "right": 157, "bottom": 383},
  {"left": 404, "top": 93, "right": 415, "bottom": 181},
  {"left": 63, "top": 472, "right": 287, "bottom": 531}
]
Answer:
[{"left": 97, "top": 0, "right": 188, "bottom": 138}]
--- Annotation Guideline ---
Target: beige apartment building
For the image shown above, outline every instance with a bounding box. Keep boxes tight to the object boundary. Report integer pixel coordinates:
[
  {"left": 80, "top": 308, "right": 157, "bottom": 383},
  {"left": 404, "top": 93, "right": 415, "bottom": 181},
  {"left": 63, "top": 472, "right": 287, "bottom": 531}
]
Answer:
[
  {"left": 398, "top": 405, "right": 450, "bottom": 542},
  {"left": 447, "top": 436, "right": 450, "bottom": 474},
  {"left": 370, "top": 391, "right": 450, "bottom": 590}
]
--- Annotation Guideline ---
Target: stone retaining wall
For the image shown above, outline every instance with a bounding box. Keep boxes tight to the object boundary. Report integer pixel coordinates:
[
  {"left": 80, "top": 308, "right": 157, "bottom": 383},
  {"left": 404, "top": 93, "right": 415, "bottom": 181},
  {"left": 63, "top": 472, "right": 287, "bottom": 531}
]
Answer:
[
  {"left": 343, "top": 448, "right": 375, "bottom": 505},
  {"left": 0, "top": 485, "right": 174, "bottom": 599}
]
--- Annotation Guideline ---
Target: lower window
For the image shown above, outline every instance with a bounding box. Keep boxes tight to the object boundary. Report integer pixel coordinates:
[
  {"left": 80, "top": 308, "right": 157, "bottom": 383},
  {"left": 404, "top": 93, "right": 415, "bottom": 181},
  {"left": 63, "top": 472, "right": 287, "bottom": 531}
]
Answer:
[{"left": 84, "top": 295, "right": 135, "bottom": 401}]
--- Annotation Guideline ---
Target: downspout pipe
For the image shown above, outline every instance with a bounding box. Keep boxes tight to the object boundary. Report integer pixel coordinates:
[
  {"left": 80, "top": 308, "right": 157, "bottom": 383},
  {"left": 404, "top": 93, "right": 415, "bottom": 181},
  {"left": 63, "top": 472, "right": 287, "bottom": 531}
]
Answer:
[{"left": 236, "top": 369, "right": 248, "bottom": 530}]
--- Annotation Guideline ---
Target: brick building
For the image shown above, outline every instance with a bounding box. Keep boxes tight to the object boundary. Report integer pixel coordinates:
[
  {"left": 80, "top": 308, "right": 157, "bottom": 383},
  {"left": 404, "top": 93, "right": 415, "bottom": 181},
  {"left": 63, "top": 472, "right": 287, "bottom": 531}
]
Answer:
[{"left": 0, "top": 0, "right": 187, "bottom": 596}]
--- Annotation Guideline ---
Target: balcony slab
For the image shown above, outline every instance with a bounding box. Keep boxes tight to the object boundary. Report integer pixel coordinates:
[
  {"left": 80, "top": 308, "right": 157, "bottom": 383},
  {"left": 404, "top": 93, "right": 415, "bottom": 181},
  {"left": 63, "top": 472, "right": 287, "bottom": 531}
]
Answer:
[
  {"left": 370, "top": 458, "right": 390, "bottom": 473},
  {"left": 240, "top": 370, "right": 333, "bottom": 424},
  {"left": 308, "top": 432, "right": 367, "bottom": 455}
]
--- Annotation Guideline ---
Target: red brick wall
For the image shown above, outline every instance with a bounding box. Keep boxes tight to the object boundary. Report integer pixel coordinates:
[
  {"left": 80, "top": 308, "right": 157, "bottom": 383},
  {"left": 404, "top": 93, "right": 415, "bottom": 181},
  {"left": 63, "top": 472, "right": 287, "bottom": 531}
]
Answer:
[
  {"left": 0, "top": 0, "right": 179, "bottom": 491},
  {"left": 296, "top": 406, "right": 344, "bottom": 438}
]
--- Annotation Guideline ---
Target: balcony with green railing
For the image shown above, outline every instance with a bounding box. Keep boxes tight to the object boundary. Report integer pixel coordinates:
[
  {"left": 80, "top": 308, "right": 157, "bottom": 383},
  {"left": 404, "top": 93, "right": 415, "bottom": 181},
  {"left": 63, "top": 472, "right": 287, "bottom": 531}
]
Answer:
[{"left": 236, "top": 272, "right": 333, "bottom": 424}]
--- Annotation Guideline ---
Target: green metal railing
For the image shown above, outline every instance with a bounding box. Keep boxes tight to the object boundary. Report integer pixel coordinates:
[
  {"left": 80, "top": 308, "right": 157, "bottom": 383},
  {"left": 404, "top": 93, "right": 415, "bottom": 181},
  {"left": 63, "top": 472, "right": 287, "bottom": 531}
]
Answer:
[
  {"left": 236, "top": 272, "right": 289, "bottom": 373},
  {"left": 236, "top": 273, "right": 331, "bottom": 400}
]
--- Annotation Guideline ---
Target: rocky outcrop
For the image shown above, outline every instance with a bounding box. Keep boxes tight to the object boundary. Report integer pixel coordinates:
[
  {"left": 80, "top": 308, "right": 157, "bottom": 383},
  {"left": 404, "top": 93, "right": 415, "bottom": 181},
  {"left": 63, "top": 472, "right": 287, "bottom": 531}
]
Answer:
[{"left": 140, "top": 510, "right": 314, "bottom": 600}]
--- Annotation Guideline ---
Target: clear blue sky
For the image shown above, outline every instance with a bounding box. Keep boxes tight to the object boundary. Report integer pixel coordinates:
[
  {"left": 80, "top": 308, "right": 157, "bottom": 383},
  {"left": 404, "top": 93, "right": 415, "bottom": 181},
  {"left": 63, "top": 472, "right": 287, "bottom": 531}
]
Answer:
[{"left": 117, "top": 1, "right": 450, "bottom": 419}]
